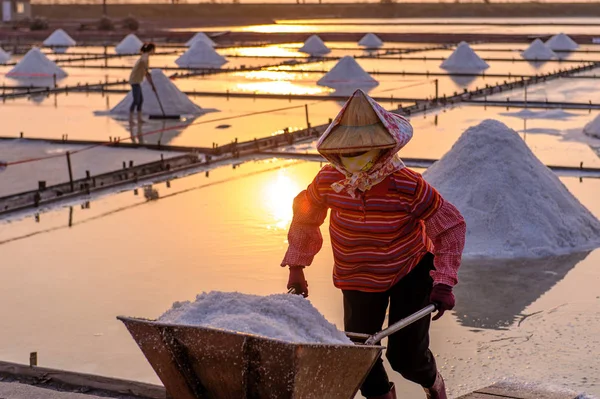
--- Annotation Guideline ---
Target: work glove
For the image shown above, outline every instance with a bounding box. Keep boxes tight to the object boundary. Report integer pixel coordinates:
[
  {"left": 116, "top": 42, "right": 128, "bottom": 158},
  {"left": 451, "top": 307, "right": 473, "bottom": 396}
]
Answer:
[
  {"left": 430, "top": 284, "right": 455, "bottom": 321},
  {"left": 287, "top": 266, "right": 309, "bottom": 298}
]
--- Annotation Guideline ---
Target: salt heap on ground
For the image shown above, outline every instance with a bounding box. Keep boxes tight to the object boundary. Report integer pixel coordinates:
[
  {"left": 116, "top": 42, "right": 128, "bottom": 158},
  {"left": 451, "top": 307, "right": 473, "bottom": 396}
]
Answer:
[
  {"left": 546, "top": 33, "right": 579, "bottom": 51},
  {"left": 358, "top": 33, "right": 383, "bottom": 49},
  {"left": 175, "top": 41, "right": 227, "bottom": 68},
  {"left": 0, "top": 47, "right": 11, "bottom": 64},
  {"left": 423, "top": 119, "right": 600, "bottom": 258},
  {"left": 583, "top": 114, "right": 600, "bottom": 139},
  {"left": 115, "top": 33, "right": 143, "bottom": 55},
  {"left": 299, "top": 35, "right": 331, "bottom": 56},
  {"left": 6, "top": 47, "right": 67, "bottom": 78},
  {"left": 522, "top": 39, "right": 556, "bottom": 60},
  {"left": 440, "top": 41, "right": 489, "bottom": 72},
  {"left": 43, "top": 29, "right": 76, "bottom": 53},
  {"left": 110, "top": 69, "right": 205, "bottom": 115},
  {"left": 158, "top": 291, "right": 352, "bottom": 345},
  {"left": 317, "top": 56, "right": 378, "bottom": 89},
  {"left": 185, "top": 32, "right": 216, "bottom": 47}
]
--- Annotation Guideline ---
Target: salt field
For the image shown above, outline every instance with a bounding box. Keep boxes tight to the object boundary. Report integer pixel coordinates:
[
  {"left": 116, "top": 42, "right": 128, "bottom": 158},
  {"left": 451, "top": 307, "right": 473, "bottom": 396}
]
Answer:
[{"left": 1, "top": 19, "right": 600, "bottom": 399}]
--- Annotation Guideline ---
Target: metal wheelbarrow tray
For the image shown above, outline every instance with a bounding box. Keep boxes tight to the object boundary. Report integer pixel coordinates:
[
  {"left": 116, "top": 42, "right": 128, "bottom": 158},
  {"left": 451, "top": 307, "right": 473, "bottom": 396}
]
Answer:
[{"left": 118, "top": 316, "right": 384, "bottom": 399}]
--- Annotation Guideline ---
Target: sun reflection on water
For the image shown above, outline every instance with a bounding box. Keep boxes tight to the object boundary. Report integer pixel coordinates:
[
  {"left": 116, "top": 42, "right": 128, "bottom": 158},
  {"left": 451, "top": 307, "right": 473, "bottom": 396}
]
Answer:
[
  {"left": 231, "top": 70, "right": 329, "bottom": 95},
  {"left": 263, "top": 169, "right": 301, "bottom": 230}
]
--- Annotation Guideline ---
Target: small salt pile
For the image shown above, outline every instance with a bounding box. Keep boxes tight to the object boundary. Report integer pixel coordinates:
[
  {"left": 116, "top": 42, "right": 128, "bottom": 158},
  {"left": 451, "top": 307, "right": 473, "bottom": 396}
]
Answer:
[
  {"left": 43, "top": 29, "right": 76, "bottom": 54},
  {"left": 521, "top": 39, "right": 556, "bottom": 61},
  {"left": 7, "top": 47, "right": 67, "bottom": 78},
  {"left": 423, "top": 119, "right": 600, "bottom": 258},
  {"left": 317, "top": 56, "right": 378, "bottom": 89},
  {"left": 358, "top": 33, "right": 383, "bottom": 49},
  {"left": 440, "top": 41, "right": 489, "bottom": 72},
  {"left": 158, "top": 291, "right": 352, "bottom": 345},
  {"left": 115, "top": 33, "right": 143, "bottom": 55},
  {"left": 175, "top": 41, "right": 227, "bottom": 69},
  {"left": 185, "top": 32, "right": 216, "bottom": 48},
  {"left": 109, "top": 69, "right": 205, "bottom": 115},
  {"left": 299, "top": 35, "right": 331, "bottom": 56},
  {"left": 583, "top": 113, "right": 600, "bottom": 139},
  {"left": 0, "top": 47, "right": 10, "bottom": 64},
  {"left": 545, "top": 33, "right": 578, "bottom": 51}
]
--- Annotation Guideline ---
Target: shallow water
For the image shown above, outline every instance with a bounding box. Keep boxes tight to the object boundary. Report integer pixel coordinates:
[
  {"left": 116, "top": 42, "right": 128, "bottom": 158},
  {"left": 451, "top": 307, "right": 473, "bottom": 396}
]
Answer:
[
  {"left": 1, "top": 39, "right": 600, "bottom": 398},
  {"left": 184, "top": 18, "right": 600, "bottom": 36},
  {"left": 0, "top": 159, "right": 598, "bottom": 398}
]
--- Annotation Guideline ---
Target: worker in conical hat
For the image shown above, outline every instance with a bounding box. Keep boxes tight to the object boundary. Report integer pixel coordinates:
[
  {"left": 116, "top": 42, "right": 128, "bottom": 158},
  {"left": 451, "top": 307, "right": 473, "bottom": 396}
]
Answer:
[{"left": 281, "top": 89, "right": 466, "bottom": 399}]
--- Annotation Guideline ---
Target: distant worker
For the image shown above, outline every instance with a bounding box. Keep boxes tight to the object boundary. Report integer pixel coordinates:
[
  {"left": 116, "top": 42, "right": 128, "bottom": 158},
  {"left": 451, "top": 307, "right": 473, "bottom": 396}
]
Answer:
[
  {"left": 129, "top": 42, "right": 156, "bottom": 123},
  {"left": 281, "top": 89, "right": 466, "bottom": 399}
]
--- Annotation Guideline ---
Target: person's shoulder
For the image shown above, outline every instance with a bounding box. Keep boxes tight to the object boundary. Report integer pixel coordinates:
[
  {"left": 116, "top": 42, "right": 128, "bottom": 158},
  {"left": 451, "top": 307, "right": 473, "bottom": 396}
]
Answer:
[{"left": 392, "top": 167, "right": 423, "bottom": 182}]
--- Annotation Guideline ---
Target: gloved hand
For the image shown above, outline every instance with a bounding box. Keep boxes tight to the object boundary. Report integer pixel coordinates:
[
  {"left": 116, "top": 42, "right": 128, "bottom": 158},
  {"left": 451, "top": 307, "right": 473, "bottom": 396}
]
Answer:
[
  {"left": 430, "top": 284, "right": 455, "bottom": 321},
  {"left": 287, "top": 266, "right": 309, "bottom": 298}
]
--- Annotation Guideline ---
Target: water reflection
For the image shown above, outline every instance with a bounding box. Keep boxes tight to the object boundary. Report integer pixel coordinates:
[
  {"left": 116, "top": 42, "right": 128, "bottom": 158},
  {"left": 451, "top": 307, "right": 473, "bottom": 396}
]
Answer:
[
  {"left": 262, "top": 168, "right": 300, "bottom": 230},
  {"left": 232, "top": 70, "right": 328, "bottom": 95},
  {"left": 453, "top": 251, "right": 591, "bottom": 330},
  {"left": 125, "top": 117, "right": 198, "bottom": 146},
  {"left": 448, "top": 73, "right": 479, "bottom": 88}
]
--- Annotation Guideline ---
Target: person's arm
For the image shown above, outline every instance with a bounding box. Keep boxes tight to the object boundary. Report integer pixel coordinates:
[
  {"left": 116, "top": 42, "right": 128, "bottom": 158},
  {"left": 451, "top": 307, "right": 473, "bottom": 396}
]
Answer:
[
  {"left": 281, "top": 171, "right": 329, "bottom": 296},
  {"left": 281, "top": 172, "right": 329, "bottom": 267},
  {"left": 410, "top": 175, "right": 466, "bottom": 286},
  {"left": 410, "top": 173, "right": 466, "bottom": 319},
  {"left": 144, "top": 59, "right": 155, "bottom": 90}
]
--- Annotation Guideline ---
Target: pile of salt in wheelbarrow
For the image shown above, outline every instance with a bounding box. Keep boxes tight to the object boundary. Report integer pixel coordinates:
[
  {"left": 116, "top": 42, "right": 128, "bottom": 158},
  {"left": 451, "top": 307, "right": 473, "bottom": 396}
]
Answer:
[{"left": 118, "top": 295, "right": 434, "bottom": 399}]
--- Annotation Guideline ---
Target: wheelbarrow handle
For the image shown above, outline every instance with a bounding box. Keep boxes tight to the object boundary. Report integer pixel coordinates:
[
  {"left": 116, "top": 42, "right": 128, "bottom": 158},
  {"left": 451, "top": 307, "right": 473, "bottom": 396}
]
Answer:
[{"left": 364, "top": 304, "right": 437, "bottom": 346}]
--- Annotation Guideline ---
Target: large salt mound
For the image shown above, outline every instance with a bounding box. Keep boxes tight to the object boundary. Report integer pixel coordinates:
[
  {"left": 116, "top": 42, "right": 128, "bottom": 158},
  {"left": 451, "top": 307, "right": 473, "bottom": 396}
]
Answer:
[
  {"left": 317, "top": 56, "right": 378, "bottom": 89},
  {"left": 522, "top": 39, "right": 556, "bottom": 61},
  {"left": 109, "top": 69, "right": 205, "bottom": 116},
  {"left": 423, "top": 119, "right": 600, "bottom": 258},
  {"left": 158, "top": 291, "right": 352, "bottom": 345},
  {"left": 440, "top": 41, "right": 489, "bottom": 72},
  {"left": 299, "top": 35, "right": 331, "bottom": 56},
  {"left": 583, "top": 114, "right": 600, "bottom": 139}
]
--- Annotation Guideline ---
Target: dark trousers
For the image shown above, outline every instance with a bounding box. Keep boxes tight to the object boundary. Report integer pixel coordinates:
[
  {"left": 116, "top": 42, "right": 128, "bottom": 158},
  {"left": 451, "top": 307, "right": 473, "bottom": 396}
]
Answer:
[
  {"left": 130, "top": 84, "right": 143, "bottom": 112},
  {"left": 343, "top": 253, "right": 438, "bottom": 397}
]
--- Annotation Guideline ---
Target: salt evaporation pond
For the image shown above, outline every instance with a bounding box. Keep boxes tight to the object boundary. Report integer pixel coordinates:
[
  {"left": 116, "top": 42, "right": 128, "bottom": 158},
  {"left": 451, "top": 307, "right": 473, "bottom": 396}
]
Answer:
[
  {"left": 158, "top": 291, "right": 352, "bottom": 344},
  {"left": 0, "top": 157, "right": 599, "bottom": 398},
  {"left": 1, "top": 35, "right": 600, "bottom": 398}
]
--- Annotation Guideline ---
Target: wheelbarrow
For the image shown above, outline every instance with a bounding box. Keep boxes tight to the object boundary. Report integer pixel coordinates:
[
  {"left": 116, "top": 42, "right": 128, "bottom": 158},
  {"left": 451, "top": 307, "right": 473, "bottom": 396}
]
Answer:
[{"left": 117, "top": 304, "right": 435, "bottom": 399}]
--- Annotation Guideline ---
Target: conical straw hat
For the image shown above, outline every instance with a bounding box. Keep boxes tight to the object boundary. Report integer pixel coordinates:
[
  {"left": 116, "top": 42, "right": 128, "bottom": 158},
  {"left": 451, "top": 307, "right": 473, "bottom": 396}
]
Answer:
[{"left": 319, "top": 91, "right": 396, "bottom": 154}]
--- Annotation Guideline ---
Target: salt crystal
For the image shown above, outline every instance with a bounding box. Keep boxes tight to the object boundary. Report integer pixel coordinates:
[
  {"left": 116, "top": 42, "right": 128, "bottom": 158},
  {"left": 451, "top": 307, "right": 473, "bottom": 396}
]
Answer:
[{"left": 158, "top": 291, "right": 353, "bottom": 345}]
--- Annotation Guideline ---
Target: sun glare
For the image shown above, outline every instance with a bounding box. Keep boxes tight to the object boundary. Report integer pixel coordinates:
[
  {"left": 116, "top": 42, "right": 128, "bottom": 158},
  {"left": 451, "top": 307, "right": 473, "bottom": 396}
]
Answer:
[{"left": 263, "top": 169, "right": 301, "bottom": 230}]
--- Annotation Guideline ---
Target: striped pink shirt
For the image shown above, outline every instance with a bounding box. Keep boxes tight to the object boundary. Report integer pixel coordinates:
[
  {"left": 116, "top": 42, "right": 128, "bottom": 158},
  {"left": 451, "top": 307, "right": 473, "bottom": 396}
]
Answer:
[{"left": 282, "top": 165, "right": 466, "bottom": 292}]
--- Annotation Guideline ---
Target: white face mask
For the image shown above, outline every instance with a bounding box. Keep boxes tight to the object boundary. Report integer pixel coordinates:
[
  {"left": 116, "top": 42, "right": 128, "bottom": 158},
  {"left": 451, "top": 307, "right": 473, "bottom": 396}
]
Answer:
[{"left": 340, "top": 149, "right": 380, "bottom": 173}]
